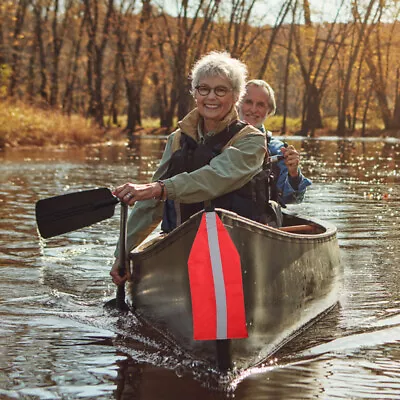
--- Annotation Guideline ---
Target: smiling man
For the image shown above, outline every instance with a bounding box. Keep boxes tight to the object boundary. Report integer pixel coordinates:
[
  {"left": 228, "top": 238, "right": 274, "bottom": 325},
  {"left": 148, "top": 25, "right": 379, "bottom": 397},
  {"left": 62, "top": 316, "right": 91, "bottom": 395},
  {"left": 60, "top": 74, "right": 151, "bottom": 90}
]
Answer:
[{"left": 238, "top": 79, "right": 312, "bottom": 206}]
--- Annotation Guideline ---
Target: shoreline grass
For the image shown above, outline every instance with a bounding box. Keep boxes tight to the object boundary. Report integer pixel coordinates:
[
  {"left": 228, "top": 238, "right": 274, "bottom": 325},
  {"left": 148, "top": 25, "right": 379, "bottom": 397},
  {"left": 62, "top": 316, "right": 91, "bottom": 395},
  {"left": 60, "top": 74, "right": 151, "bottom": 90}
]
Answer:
[
  {"left": 0, "top": 100, "right": 125, "bottom": 148},
  {"left": 0, "top": 101, "right": 397, "bottom": 149}
]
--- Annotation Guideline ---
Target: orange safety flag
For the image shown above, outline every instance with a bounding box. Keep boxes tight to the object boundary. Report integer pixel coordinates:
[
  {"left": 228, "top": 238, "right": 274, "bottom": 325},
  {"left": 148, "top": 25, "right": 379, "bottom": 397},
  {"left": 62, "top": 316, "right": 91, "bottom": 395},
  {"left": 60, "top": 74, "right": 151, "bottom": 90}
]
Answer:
[{"left": 188, "top": 211, "right": 248, "bottom": 340}]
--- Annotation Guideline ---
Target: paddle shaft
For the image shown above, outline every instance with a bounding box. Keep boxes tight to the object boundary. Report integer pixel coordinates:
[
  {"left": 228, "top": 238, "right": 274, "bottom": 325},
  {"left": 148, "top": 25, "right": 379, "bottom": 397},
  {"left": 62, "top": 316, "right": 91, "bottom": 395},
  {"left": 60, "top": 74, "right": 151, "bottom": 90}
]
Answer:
[
  {"left": 116, "top": 202, "right": 128, "bottom": 310},
  {"left": 216, "top": 340, "right": 232, "bottom": 372}
]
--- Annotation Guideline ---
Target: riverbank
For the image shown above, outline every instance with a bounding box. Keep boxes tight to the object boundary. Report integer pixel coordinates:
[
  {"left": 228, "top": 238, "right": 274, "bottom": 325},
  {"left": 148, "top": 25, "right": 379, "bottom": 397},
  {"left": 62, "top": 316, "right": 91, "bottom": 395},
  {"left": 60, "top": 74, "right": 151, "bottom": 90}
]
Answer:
[
  {"left": 0, "top": 101, "right": 171, "bottom": 149},
  {"left": 1, "top": 101, "right": 398, "bottom": 149}
]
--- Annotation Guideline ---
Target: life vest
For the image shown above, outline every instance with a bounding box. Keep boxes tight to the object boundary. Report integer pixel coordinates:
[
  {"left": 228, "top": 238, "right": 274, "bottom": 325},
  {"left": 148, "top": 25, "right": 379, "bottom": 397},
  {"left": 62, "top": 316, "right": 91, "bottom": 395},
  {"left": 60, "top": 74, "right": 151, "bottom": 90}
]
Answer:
[
  {"left": 161, "top": 120, "right": 277, "bottom": 232},
  {"left": 266, "top": 133, "right": 281, "bottom": 204}
]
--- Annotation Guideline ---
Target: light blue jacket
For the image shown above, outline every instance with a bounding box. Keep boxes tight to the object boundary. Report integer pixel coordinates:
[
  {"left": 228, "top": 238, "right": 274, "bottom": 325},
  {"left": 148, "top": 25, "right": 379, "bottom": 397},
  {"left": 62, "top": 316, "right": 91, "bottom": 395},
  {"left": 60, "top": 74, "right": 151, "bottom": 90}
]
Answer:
[{"left": 263, "top": 126, "right": 312, "bottom": 204}]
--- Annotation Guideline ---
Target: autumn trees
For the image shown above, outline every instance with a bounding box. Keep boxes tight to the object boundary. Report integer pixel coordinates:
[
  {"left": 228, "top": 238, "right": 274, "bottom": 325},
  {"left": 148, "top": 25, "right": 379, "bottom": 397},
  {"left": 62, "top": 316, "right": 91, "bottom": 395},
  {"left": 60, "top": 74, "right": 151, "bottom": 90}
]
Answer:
[{"left": 1, "top": 0, "right": 399, "bottom": 136}]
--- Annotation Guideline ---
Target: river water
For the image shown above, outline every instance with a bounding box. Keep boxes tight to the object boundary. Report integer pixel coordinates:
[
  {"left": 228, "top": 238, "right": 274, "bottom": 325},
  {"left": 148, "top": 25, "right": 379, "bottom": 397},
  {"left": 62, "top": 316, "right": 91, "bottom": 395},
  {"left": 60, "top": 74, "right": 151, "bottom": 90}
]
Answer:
[{"left": 1, "top": 136, "right": 399, "bottom": 399}]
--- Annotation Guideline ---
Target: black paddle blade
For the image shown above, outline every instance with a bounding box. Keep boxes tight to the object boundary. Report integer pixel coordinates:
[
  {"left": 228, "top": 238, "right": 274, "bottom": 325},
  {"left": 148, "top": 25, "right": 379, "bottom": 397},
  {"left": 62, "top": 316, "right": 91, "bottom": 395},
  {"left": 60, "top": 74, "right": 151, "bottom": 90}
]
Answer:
[
  {"left": 104, "top": 293, "right": 130, "bottom": 313},
  {"left": 36, "top": 188, "right": 119, "bottom": 238}
]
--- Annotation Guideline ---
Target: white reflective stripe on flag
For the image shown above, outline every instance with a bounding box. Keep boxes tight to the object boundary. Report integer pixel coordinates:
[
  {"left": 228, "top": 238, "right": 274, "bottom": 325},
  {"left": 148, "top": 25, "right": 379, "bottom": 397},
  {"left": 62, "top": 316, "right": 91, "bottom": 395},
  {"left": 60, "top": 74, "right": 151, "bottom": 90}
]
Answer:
[{"left": 205, "top": 212, "right": 227, "bottom": 339}]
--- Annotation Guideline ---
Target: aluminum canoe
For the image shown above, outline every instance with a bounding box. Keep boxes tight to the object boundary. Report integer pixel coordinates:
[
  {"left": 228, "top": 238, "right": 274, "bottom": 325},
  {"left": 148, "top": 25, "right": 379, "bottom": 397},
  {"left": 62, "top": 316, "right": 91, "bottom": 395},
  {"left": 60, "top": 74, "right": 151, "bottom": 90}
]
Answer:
[{"left": 127, "top": 208, "right": 342, "bottom": 370}]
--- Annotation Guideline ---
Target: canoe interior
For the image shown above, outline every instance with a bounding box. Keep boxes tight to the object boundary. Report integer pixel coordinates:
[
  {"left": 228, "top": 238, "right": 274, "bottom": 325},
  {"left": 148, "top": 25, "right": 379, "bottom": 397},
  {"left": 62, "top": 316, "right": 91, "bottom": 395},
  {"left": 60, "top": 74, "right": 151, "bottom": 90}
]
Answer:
[{"left": 128, "top": 208, "right": 342, "bottom": 370}]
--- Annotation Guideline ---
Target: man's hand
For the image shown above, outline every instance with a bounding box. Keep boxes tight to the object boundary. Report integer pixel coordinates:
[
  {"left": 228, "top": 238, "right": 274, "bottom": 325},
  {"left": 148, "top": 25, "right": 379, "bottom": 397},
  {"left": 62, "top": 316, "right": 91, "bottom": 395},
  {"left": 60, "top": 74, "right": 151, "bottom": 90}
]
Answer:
[{"left": 281, "top": 145, "right": 300, "bottom": 177}]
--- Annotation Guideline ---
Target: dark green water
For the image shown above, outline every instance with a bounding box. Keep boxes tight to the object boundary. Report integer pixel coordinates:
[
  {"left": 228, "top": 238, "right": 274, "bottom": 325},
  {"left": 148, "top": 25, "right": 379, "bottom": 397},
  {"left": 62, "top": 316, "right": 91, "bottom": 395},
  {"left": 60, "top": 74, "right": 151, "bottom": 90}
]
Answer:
[{"left": 1, "top": 136, "right": 399, "bottom": 399}]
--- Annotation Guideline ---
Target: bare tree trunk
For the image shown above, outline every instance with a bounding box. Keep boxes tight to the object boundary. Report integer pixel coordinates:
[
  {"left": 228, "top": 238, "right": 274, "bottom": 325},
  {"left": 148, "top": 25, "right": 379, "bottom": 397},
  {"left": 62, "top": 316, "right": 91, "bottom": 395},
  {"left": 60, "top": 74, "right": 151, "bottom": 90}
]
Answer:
[
  {"left": 361, "top": 83, "right": 373, "bottom": 137},
  {"left": 175, "top": 42, "right": 191, "bottom": 120},
  {"left": 9, "top": 0, "right": 29, "bottom": 97},
  {"left": 84, "top": 0, "right": 114, "bottom": 127},
  {"left": 351, "top": 45, "right": 367, "bottom": 132},
  {"left": 49, "top": 0, "right": 72, "bottom": 106},
  {"left": 32, "top": 1, "right": 50, "bottom": 102},
  {"left": 293, "top": 0, "right": 347, "bottom": 136},
  {"left": 125, "top": 82, "right": 140, "bottom": 139},
  {"left": 217, "top": 0, "right": 260, "bottom": 59},
  {"left": 363, "top": 39, "right": 399, "bottom": 129},
  {"left": 394, "top": 68, "right": 400, "bottom": 128},
  {"left": 151, "top": 68, "right": 169, "bottom": 128},
  {"left": 282, "top": 1, "right": 297, "bottom": 134},
  {"left": 107, "top": 49, "right": 121, "bottom": 126},
  {"left": 50, "top": 0, "right": 60, "bottom": 106},
  {"left": 303, "top": 83, "right": 323, "bottom": 136},
  {"left": 302, "top": 0, "right": 311, "bottom": 27},
  {"left": 86, "top": 38, "right": 95, "bottom": 117},
  {"left": 126, "top": 0, "right": 151, "bottom": 132},
  {"left": 27, "top": 42, "right": 36, "bottom": 101},
  {"left": 114, "top": 0, "right": 152, "bottom": 137},
  {"left": 338, "top": 0, "right": 378, "bottom": 135},
  {"left": 62, "top": 16, "right": 85, "bottom": 115},
  {"left": 257, "top": 0, "right": 293, "bottom": 79},
  {"left": 0, "top": 10, "right": 6, "bottom": 65}
]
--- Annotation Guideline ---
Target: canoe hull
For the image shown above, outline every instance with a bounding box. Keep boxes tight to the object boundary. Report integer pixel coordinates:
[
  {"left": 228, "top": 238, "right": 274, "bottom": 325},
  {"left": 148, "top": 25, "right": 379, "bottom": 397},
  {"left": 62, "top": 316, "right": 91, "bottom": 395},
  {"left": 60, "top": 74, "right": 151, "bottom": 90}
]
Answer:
[{"left": 128, "top": 209, "right": 342, "bottom": 369}]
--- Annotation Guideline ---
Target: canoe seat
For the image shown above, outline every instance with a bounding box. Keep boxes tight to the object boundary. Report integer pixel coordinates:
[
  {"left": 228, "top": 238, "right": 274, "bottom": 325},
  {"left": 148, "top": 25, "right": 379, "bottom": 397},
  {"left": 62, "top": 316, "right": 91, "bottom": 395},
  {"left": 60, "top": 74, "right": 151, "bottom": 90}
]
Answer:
[{"left": 278, "top": 224, "right": 320, "bottom": 234}]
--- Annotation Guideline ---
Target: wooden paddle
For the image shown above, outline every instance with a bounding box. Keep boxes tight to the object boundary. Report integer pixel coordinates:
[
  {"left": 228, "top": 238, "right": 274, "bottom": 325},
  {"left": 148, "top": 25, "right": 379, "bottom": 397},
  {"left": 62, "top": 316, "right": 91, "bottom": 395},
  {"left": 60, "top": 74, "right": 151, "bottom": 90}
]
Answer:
[{"left": 35, "top": 187, "right": 119, "bottom": 238}]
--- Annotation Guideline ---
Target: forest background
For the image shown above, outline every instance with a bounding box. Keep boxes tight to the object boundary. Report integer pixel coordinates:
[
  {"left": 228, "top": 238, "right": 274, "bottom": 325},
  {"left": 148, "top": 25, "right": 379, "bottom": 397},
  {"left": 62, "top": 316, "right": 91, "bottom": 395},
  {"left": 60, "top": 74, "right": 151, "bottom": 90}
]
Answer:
[{"left": 1, "top": 0, "right": 400, "bottom": 147}]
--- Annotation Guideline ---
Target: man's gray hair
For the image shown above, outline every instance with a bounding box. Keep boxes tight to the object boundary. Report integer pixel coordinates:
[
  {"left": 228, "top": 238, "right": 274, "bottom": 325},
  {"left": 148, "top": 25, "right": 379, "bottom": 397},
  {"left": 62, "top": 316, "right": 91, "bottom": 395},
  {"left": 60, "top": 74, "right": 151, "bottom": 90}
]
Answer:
[
  {"left": 191, "top": 51, "right": 248, "bottom": 103},
  {"left": 246, "top": 79, "right": 276, "bottom": 117}
]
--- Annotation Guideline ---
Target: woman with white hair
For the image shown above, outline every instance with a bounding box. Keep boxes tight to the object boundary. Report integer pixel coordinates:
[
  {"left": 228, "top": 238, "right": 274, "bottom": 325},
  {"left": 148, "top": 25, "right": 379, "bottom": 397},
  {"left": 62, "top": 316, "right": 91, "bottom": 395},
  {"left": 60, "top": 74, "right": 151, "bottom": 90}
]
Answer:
[{"left": 111, "top": 51, "right": 268, "bottom": 285}]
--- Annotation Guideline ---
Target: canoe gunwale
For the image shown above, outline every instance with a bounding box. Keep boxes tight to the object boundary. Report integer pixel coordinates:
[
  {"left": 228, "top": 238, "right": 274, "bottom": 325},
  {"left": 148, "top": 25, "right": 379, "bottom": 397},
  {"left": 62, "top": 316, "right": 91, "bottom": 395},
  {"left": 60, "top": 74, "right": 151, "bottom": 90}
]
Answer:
[{"left": 130, "top": 208, "right": 338, "bottom": 260}]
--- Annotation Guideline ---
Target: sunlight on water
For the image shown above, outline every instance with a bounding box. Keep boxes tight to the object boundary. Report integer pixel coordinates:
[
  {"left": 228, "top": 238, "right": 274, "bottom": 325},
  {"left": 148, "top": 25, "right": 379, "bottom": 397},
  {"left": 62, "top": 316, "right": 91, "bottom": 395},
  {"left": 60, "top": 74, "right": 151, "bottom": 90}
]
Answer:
[{"left": 1, "top": 138, "right": 399, "bottom": 399}]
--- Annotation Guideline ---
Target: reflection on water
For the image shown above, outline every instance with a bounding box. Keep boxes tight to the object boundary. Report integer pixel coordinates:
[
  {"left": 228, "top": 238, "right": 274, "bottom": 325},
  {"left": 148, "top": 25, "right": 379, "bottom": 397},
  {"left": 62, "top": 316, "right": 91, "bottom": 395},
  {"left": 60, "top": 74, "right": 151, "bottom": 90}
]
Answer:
[{"left": 1, "top": 137, "right": 400, "bottom": 399}]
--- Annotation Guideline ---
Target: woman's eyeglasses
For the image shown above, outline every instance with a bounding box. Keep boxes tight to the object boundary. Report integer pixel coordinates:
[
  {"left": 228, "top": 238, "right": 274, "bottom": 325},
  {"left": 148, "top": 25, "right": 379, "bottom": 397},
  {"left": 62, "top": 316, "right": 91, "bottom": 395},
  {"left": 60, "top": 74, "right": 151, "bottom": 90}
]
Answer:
[{"left": 195, "top": 85, "right": 233, "bottom": 97}]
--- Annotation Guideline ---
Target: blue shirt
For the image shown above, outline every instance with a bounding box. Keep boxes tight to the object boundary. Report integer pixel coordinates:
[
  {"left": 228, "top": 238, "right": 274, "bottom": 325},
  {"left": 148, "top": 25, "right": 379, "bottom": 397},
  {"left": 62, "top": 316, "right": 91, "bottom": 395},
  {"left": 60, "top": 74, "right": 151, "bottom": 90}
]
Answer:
[{"left": 262, "top": 127, "right": 312, "bottom": 204}]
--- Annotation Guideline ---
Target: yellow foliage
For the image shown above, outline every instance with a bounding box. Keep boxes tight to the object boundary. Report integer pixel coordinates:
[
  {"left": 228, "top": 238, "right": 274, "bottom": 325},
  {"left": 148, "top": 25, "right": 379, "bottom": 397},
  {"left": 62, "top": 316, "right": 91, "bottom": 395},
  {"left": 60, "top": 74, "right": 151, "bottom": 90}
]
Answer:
[{"left": 0, "top": 101, "right": 108, "bottom": 147}]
